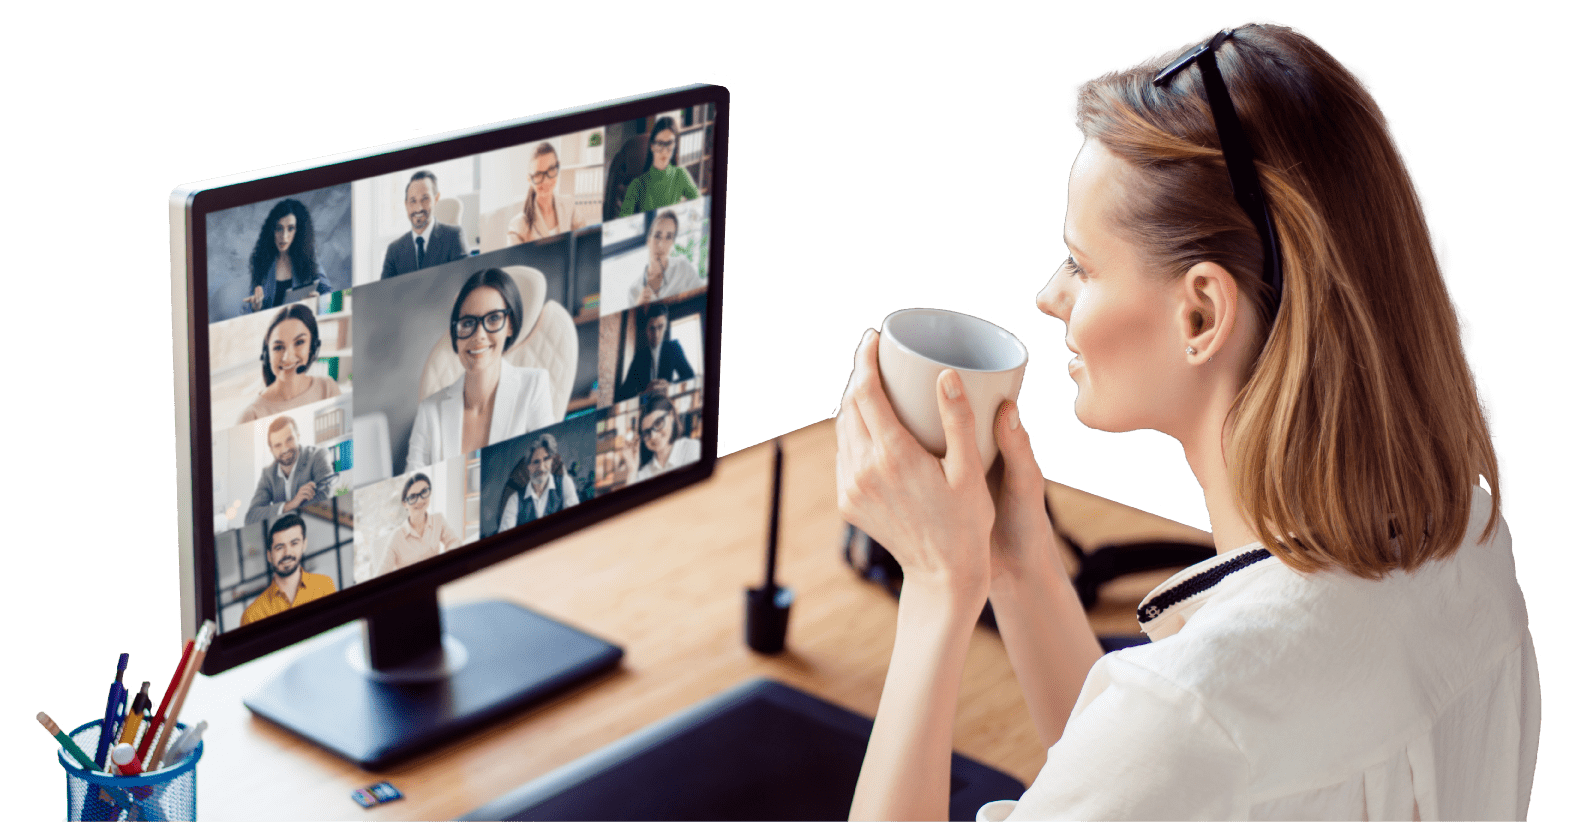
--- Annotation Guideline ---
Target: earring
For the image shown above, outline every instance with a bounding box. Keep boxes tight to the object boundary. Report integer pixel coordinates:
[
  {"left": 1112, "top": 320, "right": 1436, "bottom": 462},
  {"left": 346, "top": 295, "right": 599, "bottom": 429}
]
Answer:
[{"left": 1187, "top": 346, "right": 1197, "bottom": 356}]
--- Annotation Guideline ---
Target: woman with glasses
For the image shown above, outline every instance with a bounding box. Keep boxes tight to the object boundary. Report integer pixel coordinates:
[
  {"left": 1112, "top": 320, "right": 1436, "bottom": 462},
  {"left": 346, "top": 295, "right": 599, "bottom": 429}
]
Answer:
[
  {"left": 628, "top": 210, "right": 697, "bottom": 307},
  {"left": 508, "top": 142, "right": 586, "bottom": 245},
  {"left": 407, "top": 269, "right": 554, "bottom": 471},
  {"left": 243, "top": 198, "right": 331, "bottom": 314},
  {"left": 375, "top": 473, "right": 462, "bottom": 575},
  {"left": 839, "top": 24, "right": 1535, "bottom": 821},
  {"left": 628, "top": 389, "right": 699, "bottom": 483},
  {"left": 618, "top": 116, "right": 699, "bottom": 217}
]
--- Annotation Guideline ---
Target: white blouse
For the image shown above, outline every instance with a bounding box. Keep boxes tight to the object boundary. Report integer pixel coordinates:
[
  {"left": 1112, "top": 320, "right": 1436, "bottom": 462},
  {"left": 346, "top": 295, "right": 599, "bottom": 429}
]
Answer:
[
  {"left": 631, "top": 437, "right": 701, "bottom": 483},
  {"left": 982, "top": 486, "right": 1539, "bottom": 820},
  {"left": 407, "top": 363, "right": 554, "bottom": 472},
  {"left": 628, "top": 255, "right": 701, "bottom": 307}
]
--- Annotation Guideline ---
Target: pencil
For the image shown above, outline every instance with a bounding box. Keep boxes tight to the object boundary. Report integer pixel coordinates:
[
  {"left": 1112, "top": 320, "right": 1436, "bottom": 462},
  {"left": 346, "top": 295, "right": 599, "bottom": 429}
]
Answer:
[
  {"left": 38, "top": 712, "right": 97, "bottom": 772},
  {"left": 135, "top": 634, "right": 195, "bottom": 763},
  {"left": 148, "top": 620, "right": 215, "bottom": 769}
]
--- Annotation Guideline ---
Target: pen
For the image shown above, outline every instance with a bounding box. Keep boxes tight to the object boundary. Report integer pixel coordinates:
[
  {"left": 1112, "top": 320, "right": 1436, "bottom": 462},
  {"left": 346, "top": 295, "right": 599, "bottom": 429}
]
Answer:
[
  {"left": 135, "top": 634, "right": 195, "bottom": 764},
  {"left": 118, "top": 682, "right": 151, "bottom": 746},
  {"left": 38, "top": 712, "right": 98, "bottom": 772},
  {"left": 764, "top": 440, "right": 783, "bottom": 592},
  {"left": 162, "top": 720, "right": 207, "bottom": 767},
  {"left": 148, "top": 620, "right": 215, "bottom": 769},
  {"left": 95, "top": 653, "right": 129, "bottom": 768}
]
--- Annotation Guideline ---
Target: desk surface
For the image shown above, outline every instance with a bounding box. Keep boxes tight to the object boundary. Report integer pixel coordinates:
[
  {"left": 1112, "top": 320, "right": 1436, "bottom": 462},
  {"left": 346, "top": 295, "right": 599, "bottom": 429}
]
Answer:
[{"left": 184, "top": 418, "right": 1210, "bottom": 820}]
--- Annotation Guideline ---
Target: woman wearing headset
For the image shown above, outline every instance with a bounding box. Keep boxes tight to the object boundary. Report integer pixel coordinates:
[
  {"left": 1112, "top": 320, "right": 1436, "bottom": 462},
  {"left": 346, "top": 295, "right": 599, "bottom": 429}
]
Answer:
[
  {"left": 839, "top": 24, "right": 1537, "bottom": 820},
  {"left": 238, "top": 303, "right": 341, "bottom": 424}
]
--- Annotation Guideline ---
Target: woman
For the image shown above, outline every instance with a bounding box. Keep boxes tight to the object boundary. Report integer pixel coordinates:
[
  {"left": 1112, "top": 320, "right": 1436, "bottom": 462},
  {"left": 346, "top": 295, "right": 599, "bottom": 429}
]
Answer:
[
  {"left": 629, "top": 389, "right": 699, "bottom": 483},
  {"left": 618, "top": 116, "right": 699, "bottom": 217},
  {"left": 238, "top": 304, "right": 341, "bottom": 423},
  {"left": 244, "top": 198, "right": 331, "bottom": 313},
  {"left": 375, "top": 473, "right": 462, "bottom": 575},
  {"left": 507, "top": 142, "right": 586, "bottom": 244},
  {"left": 838, "top": 25, "right": 1537, "bottom": 821},
  {"left": 627, "top": 210, "right": 699, "bottom": 306},
  {"left": 498, "top": 432, "right": 581, "bottom": 532},
  {"left": 407, "top": 269, "right": 555, "bottom": 471}
]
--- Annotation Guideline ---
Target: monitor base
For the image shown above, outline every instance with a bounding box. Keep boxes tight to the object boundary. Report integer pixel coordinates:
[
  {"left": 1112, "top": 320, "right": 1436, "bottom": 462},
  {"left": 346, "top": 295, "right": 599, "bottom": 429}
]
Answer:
[{"left": 244, "top": 599, "right": 623, "bottom": 770}]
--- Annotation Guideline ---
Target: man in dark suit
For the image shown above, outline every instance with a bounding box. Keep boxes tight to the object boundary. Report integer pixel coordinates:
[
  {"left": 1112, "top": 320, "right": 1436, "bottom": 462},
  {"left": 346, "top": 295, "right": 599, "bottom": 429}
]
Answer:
[
  {"left": 616, "top": 302, "right": 695, "bottom": 403},
  {"left": 380, "top": 170, "right": 468, "bottom": 279},
  {"left": 245, "top": 416, "right": 339, "bottom": 525}
]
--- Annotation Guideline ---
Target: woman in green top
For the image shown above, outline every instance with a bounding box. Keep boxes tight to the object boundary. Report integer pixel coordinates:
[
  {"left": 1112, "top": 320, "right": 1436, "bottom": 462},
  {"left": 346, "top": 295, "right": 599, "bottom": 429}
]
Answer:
[{"left": 619, "top": 116, "right": 700, "bottom": 217}]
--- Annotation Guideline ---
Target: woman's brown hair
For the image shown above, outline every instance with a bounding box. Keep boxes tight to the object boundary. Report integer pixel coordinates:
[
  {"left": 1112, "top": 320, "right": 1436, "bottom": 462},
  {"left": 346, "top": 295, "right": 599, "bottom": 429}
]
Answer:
[
  {"left": 520, "top": 141, "right": 560, "bottom": 235},
  {"left": 1077, "top": 24, "right": 1500, "bottom": 578}
]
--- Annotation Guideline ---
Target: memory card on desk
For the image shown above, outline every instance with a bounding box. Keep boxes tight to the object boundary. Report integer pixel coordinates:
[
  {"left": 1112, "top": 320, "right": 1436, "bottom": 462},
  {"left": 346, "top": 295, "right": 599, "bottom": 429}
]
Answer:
[{"left": 352, "top": 781, "right": 403, "bottom": 808}]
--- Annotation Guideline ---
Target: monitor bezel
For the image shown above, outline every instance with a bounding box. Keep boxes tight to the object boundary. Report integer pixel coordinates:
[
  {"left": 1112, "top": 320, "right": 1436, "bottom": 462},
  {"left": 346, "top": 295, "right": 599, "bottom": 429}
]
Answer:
[{"left": 170, "top": 84, "right": 729, "bottom": 674}]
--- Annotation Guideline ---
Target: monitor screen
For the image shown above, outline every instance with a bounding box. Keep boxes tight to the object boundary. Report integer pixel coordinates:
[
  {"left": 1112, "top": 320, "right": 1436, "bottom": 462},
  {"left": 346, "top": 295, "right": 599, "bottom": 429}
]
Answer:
[{"left": 171, "top": 85, "right": 727, "bottom": 684}]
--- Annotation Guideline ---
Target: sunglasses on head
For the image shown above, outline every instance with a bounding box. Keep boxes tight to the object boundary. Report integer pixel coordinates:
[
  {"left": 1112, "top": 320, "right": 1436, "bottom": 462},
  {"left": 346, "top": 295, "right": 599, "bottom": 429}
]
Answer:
[{"left": 1153, "top": 28, "right": 1285, "bottom": 318}]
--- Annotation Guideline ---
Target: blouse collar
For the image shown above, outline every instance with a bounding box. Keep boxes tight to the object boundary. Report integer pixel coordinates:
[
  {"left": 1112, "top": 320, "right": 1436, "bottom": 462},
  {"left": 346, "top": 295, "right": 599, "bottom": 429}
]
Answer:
[{"left": 1136, "top": 543, "right": 1274, "bottom": 641}]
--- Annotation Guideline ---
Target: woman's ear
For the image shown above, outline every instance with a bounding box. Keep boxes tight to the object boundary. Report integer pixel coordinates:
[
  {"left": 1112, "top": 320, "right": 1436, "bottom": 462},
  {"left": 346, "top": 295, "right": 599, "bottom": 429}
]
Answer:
[{"left": 1180, "top": 261, "right": 1241, "bottom": 363}]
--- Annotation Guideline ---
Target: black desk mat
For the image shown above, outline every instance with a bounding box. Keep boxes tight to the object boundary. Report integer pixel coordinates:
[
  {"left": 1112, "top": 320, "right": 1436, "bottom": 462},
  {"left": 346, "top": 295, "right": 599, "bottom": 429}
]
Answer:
[{"left": 461, "top": 677, "right": 1025, "bottom": 821}]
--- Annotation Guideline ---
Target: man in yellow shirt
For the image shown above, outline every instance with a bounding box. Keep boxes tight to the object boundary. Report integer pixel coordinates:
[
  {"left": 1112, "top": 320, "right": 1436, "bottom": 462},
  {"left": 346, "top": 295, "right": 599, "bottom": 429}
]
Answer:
[{"left": 240, "top": 513, "right": 337, "bottom": 625}]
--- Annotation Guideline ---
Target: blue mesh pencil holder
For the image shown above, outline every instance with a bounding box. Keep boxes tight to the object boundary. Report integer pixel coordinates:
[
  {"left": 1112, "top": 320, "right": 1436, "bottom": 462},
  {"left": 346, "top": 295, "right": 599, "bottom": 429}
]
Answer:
[{"left": 59, "top": 719, "right": 202, "bottom": 822}]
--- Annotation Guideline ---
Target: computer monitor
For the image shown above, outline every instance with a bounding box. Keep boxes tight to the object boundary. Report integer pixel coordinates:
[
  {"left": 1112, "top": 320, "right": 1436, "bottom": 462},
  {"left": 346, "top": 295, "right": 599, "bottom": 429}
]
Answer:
[{"left": 169, "top": 84, "right": 728, "bottom": 767}]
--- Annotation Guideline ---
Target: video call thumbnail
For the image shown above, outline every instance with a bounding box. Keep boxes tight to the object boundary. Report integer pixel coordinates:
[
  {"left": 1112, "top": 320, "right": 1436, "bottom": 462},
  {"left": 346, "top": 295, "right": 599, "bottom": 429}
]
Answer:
[
  {"left": 205, "top": 185, "right": 353, "bottom": 326},
  {"left": 202, "top": 105, "right": 715, "bottom": 633}
]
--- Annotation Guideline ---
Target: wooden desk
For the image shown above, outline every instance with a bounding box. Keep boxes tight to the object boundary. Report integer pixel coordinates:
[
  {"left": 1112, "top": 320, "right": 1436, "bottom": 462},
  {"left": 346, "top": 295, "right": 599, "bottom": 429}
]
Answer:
[{"left": 184, "top": 418, "right": 1210, "bottom": 820}]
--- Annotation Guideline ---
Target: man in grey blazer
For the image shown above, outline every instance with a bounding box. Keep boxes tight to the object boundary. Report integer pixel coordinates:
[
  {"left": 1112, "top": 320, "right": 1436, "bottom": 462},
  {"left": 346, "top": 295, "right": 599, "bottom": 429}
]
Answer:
[
  {"left": 380, "top": 170, "right": 468, "bottom": 279},
  {"left": 245, "top": 416, "right": 340, "bottom": 525}
]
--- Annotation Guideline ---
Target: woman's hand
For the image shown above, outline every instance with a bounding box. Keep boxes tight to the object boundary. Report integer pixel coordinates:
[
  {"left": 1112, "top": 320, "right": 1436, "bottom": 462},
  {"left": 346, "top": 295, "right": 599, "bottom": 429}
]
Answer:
[
  {"left": 836, "top": 329, "right": 995, "bottom": 608},
  {"left": 617, "top": 432, "right": 640, "bottom": 481},
  {"left": 246, "top": 285, "right": 264, "bottom": 310},
  {"left": 986, "top": 400, "right": 1061, "bottom": 586}
]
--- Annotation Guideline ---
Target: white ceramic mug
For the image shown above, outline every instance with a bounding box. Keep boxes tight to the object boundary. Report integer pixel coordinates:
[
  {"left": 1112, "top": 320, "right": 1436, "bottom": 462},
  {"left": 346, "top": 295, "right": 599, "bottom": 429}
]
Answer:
[{"left": 878, "top": 308, "right": 1028, "bottom": 468}]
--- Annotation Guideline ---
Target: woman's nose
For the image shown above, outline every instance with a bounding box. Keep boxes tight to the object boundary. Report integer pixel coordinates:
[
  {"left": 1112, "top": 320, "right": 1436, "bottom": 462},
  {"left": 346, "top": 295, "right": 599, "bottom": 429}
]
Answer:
[{"left": 1036, "top": 269, "right": 1071, "bottom": 321}]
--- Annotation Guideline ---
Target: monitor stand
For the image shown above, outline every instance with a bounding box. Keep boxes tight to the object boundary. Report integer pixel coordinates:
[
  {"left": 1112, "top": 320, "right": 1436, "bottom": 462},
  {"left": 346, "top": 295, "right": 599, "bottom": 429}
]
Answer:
[{"left": 244, "top": 593, "right": 623, "bottom": 769}]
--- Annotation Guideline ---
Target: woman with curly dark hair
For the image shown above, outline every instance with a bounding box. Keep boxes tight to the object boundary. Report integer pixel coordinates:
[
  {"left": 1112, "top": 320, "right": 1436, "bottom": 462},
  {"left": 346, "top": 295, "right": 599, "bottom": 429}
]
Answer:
[{"left": 244, "top": 198, "right": 331, "bottom": 313}]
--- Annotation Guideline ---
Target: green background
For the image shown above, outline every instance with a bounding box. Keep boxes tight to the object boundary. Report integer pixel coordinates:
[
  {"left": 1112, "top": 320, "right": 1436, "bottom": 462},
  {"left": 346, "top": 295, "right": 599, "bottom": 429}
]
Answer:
[{"left": 9, "top": 3, "right": 1572, "bottom": 817}]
